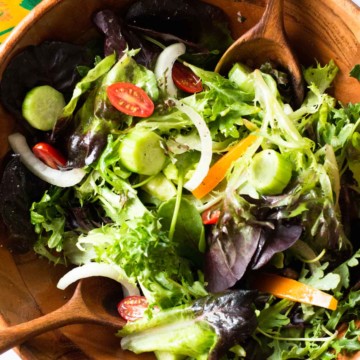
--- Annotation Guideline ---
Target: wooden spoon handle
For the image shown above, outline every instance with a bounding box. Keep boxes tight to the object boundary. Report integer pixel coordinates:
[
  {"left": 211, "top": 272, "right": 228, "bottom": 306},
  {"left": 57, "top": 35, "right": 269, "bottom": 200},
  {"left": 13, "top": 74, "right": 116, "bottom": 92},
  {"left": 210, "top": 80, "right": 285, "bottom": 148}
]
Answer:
[
  {"left": 0, "top": 303, "right": 91, "bottom": 354},
  {"left": 260, "top": 0, "right": 285, "bottom": 38}
]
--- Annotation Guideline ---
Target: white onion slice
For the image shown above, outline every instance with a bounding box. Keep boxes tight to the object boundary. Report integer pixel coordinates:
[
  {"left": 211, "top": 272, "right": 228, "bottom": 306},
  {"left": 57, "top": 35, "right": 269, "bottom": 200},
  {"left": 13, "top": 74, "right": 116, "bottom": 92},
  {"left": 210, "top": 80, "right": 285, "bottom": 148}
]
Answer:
[
  {"left": 57, "top": 262, "right": 140, "bottom": 297},
  {"left": 8, "top": 132, "right": 86, "bottom": 187},
  {"left": 173, "top": 100, "right": 213, "bottom": 191},
  {"left": 154, "top": 42, "right": 186, "bottom": 98}
]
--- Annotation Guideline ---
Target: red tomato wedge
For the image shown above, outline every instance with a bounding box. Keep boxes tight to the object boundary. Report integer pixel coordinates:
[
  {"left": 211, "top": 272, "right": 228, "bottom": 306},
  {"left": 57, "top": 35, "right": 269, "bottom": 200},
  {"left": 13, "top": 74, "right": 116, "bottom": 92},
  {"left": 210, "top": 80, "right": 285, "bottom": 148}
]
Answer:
[
  {"left": 107, "top": 82, "right": 154, "bottom": 118},
  {"left": 172, "top": 62, "right": 203, "bottom": 94},
  {"left": 32, "top": 142, "right": 67, "bottom": 169},
  {"left": 117, "top": 295, "right": 149, "bottom": 322},
  {"left": 201, "top": 208, "right": 221, "bottom": 225}
]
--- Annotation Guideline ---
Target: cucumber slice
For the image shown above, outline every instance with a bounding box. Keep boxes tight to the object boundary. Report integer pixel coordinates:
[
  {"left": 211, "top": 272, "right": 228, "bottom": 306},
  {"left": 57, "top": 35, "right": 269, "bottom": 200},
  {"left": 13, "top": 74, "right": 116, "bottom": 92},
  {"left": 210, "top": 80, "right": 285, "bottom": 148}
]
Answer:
[
  {"left": 250, "top": 149, "right": 292, "bottom": 195},
  {"left": 228, "top": 63, "right": 254, "bottom": 94},
  {"left": 119, "top": 129, "right": 166, "bottom": 175},
  {"left": 22, "top": 85, "right": 65, "bottom": 131},
  {"left": 142, "top": 173, "right": 177, "bottom": 201}
]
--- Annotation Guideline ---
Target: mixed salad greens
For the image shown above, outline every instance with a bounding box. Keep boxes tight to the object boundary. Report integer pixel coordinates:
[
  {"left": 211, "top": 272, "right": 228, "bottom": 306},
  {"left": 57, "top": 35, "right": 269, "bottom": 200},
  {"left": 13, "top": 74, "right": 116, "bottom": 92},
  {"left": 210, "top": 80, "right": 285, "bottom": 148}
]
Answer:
[{"left": 1, "top": 0, "right": 360, "bottom": 359}]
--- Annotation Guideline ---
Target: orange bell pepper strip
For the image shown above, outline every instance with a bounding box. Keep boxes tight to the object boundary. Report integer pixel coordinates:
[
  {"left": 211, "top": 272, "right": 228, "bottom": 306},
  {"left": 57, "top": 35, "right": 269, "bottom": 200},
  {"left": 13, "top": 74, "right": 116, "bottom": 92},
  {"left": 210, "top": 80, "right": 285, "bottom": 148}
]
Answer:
[
  {"left": 253, "top": 272, "right": 338, "bottom": 311},
  {"left": 192, "top": 134, "right": 258, "bottom": 199}
]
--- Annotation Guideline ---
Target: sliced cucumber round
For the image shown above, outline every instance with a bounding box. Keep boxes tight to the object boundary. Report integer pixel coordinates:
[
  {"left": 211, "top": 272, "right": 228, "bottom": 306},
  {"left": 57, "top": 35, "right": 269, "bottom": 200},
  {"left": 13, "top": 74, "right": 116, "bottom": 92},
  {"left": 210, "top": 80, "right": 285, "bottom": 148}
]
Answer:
[
  {"left": 119, "top": 129, "right": 166, "bottom": 175},
  {"left": 142, "top": 173, "right": 177, "bottom": 201},
  {"left": 250, "top": 149, "right": 292, "bottom": 195},
  {"left": 22, "top": 85, "right": 65, "bottom": 131}
]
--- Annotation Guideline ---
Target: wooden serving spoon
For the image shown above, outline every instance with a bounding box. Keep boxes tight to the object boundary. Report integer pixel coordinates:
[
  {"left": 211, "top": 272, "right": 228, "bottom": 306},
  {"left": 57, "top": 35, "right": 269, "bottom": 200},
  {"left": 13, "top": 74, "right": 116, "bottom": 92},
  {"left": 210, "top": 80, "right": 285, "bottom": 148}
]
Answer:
[
  {"left": 0, "top": 277, "right": 126, "bottom": 354},
  {"left": 215, "top": 0, "right": 304, "bottom": 108}
]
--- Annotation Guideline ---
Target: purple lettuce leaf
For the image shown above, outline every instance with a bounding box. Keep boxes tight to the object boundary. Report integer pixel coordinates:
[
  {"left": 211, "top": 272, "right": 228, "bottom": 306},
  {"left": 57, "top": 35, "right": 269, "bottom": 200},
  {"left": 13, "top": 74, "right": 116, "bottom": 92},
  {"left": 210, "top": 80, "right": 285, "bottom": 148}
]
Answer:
[
  {"left": 124, "top": 0, "right": 233, "bottom": 68},
  {"left": 192, "top": 290, "right": 258, "bottom": 359},
  {"left": 205, "top": 193, "right": 304, "bottom": 293},
  {"left": 205, "top": 222, "right": 262, "bottom": 293},
  {"left": 0, "top": 41, "right": 94, "bottom": 124},
  {"left": 93, "top": 9, "right": 159, "bottom": 69},
  {"left": 0, "top": 156, "right": 49, "bottom": 252},
  {"left": 251, "top": 223, "right": 303, "bottom": 270}
]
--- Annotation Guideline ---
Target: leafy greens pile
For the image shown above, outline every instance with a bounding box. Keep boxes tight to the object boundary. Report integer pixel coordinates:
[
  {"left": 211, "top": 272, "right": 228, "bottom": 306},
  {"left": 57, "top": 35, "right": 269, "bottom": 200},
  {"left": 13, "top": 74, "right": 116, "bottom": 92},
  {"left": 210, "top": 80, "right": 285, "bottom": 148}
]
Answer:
[{"left": 1, "top": 0, "right": 360, "bottom": 359}]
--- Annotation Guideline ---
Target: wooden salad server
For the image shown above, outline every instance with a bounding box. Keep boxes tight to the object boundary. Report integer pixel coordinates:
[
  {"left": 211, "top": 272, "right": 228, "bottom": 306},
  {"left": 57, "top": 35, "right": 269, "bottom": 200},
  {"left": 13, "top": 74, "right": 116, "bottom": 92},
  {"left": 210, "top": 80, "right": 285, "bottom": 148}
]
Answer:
[
  {"left": 215, "top": 0, "right": 304, "bottom": 108},
  {"left": 0, "top": 277, "right": 126, "bottom": 354}
]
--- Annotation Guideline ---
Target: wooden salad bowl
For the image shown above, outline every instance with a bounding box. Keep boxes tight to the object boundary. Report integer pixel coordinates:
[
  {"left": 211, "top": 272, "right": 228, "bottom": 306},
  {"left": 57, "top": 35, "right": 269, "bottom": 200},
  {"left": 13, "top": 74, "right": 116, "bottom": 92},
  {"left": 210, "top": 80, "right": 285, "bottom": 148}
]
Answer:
[{"left": 0, "top": 0, "right": 359, "bottom": 359}]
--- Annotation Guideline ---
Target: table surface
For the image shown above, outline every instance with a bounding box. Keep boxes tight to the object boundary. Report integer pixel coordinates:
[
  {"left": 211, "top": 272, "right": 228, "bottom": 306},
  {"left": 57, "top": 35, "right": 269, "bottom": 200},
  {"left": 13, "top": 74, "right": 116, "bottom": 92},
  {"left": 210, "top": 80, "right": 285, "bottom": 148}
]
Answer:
[{"left": 0, "top": 0, "right": 359, "bottom": 358}]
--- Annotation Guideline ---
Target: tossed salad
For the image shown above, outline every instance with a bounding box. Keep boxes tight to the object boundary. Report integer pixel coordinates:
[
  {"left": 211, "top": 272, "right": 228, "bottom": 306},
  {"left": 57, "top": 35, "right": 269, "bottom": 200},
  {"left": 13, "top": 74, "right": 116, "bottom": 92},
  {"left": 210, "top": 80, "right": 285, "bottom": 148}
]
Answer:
[{"left": 1, "top": 0, "right": 360, "bottom": 359}]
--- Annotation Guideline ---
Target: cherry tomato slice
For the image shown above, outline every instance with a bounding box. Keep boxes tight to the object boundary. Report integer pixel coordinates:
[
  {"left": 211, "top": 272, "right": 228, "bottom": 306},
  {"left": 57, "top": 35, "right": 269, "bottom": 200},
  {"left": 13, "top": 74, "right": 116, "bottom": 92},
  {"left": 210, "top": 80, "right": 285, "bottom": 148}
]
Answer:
[
  {"left": 172, "top": 62, "right": 203, "bottom": 94},
  {"left": 107, "top": 82, "right": 154, "bottom": 118},
  {"left": 32, "top": 142, "right": 67, "bottom": 169},
  {"left": 201, "top": 208, "right": 221, "bottom": 225},
  {"left": 117, "top": 295, "right": 149, "bottom": 322}
]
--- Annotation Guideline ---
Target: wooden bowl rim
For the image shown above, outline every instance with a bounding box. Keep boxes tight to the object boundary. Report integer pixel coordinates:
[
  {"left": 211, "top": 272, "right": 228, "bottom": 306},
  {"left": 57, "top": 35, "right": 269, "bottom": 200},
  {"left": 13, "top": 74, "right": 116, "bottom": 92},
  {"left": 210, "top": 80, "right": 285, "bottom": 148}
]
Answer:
[
  {"left": 1, "top": 0, "right": 359, "bottom": 66},
  {"left": 0, "top": 0, "right": 359, "bottom": 359}
]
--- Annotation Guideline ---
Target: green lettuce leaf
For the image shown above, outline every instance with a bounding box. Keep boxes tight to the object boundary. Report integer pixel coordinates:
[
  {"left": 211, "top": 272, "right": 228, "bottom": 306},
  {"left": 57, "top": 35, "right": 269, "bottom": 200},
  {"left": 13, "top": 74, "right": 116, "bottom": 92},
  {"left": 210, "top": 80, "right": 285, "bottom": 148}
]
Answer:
[{"left": 350, "top": 64, "right": 360, "bottom": 81}]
